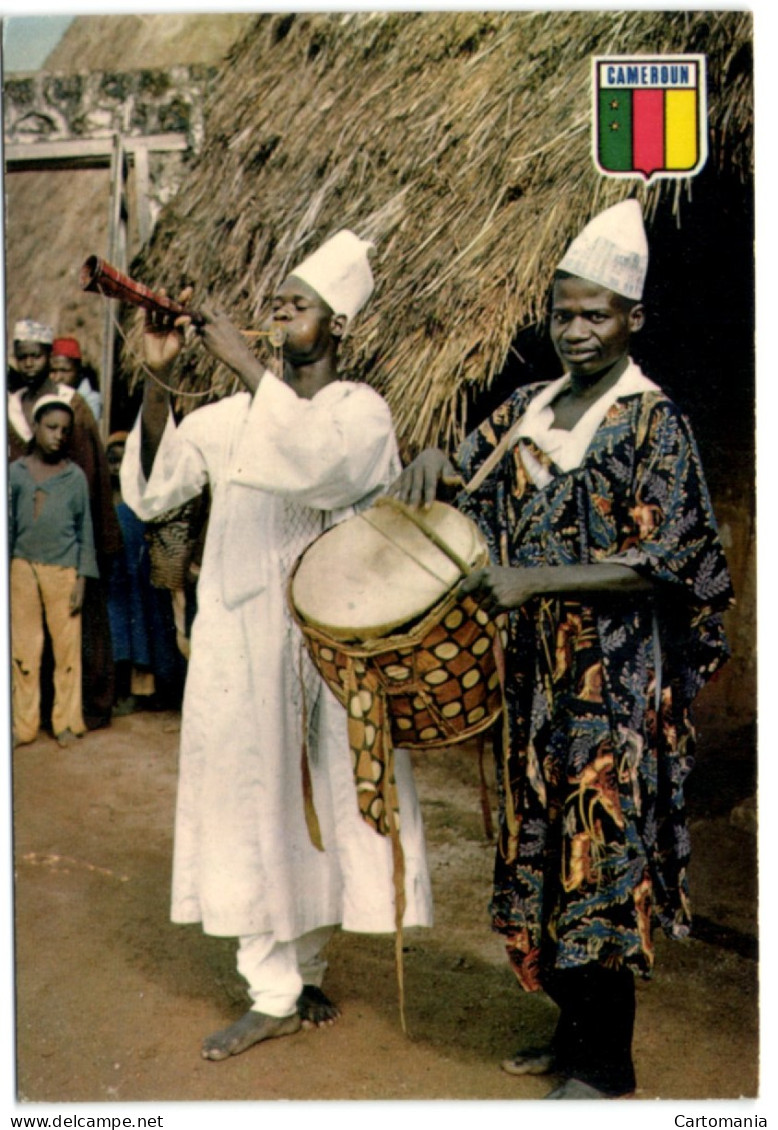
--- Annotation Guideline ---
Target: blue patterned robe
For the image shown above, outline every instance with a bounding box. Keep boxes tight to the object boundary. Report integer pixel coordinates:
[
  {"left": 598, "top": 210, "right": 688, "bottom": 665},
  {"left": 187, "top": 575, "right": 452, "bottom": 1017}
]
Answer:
[{"left": 456, "top": 377, "right": 733, "bottom": 990}]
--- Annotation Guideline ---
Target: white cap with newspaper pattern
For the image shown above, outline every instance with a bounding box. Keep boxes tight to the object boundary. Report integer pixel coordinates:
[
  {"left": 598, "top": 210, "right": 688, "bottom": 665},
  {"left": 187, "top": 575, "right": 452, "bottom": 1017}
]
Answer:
[{"left": 557, "top": 200, "right": 648, "bottom": 301}]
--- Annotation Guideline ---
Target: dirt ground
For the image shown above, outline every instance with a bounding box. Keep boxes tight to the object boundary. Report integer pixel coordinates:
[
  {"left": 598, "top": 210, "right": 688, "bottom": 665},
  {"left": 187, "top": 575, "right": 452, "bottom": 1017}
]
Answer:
[{"left": 11, "top": 709, "right": 758, "bottom": 1106}]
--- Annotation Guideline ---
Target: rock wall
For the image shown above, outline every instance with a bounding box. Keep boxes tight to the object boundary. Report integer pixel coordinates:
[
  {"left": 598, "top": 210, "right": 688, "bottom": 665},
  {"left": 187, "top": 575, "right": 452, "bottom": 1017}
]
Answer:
[
  {"left": 4, "top": 64, "right": 216, "bottom": 218},
  {"left": 5, "top": 65, "right": 214, "bottom": 142}
]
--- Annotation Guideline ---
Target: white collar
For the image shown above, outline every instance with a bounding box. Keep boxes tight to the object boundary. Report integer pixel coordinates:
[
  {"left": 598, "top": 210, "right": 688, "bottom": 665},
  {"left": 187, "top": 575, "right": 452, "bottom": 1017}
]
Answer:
[{"left": 516, "top": 359, "right": 658, "bottom": 472}]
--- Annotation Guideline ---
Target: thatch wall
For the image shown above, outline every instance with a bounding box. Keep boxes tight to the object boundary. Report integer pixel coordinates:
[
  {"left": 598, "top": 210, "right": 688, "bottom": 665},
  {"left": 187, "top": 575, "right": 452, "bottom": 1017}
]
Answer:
[{"left": 127, "top": 10, "right": 752, "bottom": 457}]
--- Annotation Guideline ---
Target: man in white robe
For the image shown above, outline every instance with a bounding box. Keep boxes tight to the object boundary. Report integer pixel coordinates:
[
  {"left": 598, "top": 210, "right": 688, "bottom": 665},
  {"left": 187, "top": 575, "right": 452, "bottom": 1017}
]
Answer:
[{"left": 121, "top": 231, "right": 432, "bottom": 1060}]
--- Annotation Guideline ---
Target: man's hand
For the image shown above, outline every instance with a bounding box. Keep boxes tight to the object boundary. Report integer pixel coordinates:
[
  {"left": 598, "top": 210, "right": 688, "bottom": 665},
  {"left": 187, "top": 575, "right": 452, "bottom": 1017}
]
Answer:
[
  {"left": 70, "top": 575, "right": 86, "bottom": 616},
  {"left": 460, "top": 566, "right": 540, "bottom": 612},
  {"left": 462, "top": 561, "right": 653, "bottom": 612},
  {"left": 388, "top": 448, "right": 463, "bottom": 509},
  {"left": 140, "top": 286, "right": 194, "bottom": 373},
  {"left": 196, "top": 303, "right": 257, "bottom": 373},
  {"left": 189, "top": 302, "right": 267, "bottom": 395}
]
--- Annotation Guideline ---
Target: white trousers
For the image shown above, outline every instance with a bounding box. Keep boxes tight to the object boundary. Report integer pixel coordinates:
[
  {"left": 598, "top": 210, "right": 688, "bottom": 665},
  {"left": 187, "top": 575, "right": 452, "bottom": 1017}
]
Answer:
[{"left": 238, "top": 926, "right": 333, "bottom": 1017}]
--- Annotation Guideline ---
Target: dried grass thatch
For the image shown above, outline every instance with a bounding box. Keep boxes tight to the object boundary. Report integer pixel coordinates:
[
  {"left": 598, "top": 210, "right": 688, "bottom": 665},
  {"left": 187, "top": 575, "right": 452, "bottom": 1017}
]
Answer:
[
  {"left": 127, "top": 10, "right": 752, "bottom": 455},
  {"left": 44, "top": 13, "right": 255, "bottom": 72}
]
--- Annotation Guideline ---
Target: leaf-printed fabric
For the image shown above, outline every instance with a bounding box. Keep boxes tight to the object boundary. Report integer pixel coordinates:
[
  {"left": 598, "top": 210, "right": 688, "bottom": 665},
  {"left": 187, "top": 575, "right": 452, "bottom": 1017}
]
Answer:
[{"left": 455, "top": 380, "right": 733, "bottom": 990}]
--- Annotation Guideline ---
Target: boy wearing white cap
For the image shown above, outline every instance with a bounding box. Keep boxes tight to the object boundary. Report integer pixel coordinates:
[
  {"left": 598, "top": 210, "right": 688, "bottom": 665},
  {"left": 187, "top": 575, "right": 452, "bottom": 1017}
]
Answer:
[
  {"left": 393, "top": 200, "right": 732, "bottom": 1097},
  {"left": 8, "top": 319, "right": 121, "bottom": 732},
  {"left": 121, "top": 231, "right": 432, "bottom": 1060},
  {"left": 10, "top": 395, "right": 99, "bottom": 747}
]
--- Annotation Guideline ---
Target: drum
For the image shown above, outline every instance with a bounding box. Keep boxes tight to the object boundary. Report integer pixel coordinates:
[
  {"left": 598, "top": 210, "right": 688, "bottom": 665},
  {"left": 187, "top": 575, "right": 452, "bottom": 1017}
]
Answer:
[{"left": 289, "top": 497, "right": 505, "bottom": 835}]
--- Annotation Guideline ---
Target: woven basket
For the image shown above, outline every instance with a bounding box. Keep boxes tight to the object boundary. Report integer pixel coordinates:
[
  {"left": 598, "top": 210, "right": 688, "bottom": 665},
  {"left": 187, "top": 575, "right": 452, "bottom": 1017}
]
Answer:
[{"left": 145, "top": 498, "right": 204, "bottom": 590}]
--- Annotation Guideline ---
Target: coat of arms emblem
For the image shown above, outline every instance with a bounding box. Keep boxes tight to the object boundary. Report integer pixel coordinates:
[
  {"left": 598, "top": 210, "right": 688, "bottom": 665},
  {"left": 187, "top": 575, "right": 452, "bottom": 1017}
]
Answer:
[{"left": 593, "top": 54, "right": 708, "bottom": 181}]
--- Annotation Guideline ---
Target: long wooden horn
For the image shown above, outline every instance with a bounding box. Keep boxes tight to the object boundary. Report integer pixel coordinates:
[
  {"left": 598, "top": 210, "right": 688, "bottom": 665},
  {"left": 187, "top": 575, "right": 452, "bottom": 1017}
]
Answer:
[
  {"left": 80, "top": 255, "right": 285, "bottom": 344},
  {"left": 80, "top": 255, "right": 204, "bottom": 324}
]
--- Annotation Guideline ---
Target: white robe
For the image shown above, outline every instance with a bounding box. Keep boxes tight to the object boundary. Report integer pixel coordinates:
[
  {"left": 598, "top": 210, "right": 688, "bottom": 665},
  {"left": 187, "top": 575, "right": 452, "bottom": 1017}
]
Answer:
[{"left": 121, "top": 374, "right": 433, "bottom": 941}]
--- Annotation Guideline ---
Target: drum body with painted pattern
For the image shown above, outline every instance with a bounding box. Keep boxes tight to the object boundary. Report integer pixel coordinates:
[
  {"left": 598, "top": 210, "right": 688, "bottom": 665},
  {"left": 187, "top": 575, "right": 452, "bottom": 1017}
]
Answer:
[{"left": 289, "top": 499, "right": 504, "bottom": 756}]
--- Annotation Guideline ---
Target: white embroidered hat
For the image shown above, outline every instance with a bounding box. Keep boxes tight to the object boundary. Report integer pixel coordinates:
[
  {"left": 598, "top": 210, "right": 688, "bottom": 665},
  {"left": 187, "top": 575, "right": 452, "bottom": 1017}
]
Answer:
[
  {"left": 13, "top": 318, "right": 55, "bottom": 345},
  {"left": 557, "top": 199, "right": 648, "bottom": 301},
  {"left": 290, "top": 230, "right": 375, "bottom": 322}
]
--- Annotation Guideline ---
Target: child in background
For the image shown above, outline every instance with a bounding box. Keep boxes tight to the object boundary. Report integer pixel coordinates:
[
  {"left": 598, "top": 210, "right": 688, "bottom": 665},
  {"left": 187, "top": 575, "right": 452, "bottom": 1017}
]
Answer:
[
  {"left": 10, "top": 395, "right": 99, "bottom": 747},
  {"left": 50, "top": 336, "right": 103, "bottom": 422},
  {"left": 105, "top": 432, "right": 184, "bottom": 715},
  {"left": 9, "top": 318, "right": 121, "bottom": 731}
]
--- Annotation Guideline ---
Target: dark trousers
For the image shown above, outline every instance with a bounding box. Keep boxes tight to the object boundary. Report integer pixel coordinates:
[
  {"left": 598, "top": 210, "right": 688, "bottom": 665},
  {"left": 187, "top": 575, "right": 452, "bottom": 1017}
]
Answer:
[{"left": 545, "top": 964, "right": 636, "bottom": 1095}]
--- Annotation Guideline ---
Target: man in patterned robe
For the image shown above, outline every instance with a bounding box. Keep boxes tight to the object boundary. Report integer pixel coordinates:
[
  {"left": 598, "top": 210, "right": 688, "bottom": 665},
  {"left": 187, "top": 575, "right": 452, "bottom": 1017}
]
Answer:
[
  {"left": 392, "top": 200, "right": 732, "bottom": 1098},
  {"left": 121, "top": 232, "right": 432, "bottom": 1062}
]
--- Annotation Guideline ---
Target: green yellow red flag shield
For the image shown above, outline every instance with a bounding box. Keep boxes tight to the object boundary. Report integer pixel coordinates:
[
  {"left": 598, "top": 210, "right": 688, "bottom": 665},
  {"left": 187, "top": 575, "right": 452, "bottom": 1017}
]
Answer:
[{"left": 593, "top": 55, "right": 708, "bottom": 182}]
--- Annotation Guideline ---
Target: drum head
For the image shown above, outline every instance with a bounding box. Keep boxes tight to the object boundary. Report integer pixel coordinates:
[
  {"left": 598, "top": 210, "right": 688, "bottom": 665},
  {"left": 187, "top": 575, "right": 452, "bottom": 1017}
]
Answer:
[{"left": 291, "top": 500, "right": 487, "bottom": 641}]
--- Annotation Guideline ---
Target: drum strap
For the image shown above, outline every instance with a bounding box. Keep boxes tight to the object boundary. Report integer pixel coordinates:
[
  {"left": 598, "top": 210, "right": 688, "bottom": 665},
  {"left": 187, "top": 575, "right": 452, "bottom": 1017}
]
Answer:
[
  {"left": 297, "top": 649, "right": 408, "bottom": 1028},
  {"left": 476, "top": 734, "right": 494, "bottom": 841},
  {"left": 387, "top": 756, "right": 408, "bottom": 1035},
  {"left": 493, "top": 627, "right": 521, "bottom": 864},
  {"left": 341, "top": 657, "right": 409, "bottom": 1031},
  {"left": 299, "top": 650, "right": 324, "bottom": 853},
  {"left": 461, "top": 419, "right": 525, "bottom": 495}
]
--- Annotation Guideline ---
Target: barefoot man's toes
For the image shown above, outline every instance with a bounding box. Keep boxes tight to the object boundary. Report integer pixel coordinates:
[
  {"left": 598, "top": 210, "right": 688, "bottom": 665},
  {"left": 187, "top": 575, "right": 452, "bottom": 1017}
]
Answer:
[
  {"left": 201, "top": 1009, "right": 301, "bottom": 1060},
  {"left": 296, "top": 984, "right": 341, "bottom": 1028}
]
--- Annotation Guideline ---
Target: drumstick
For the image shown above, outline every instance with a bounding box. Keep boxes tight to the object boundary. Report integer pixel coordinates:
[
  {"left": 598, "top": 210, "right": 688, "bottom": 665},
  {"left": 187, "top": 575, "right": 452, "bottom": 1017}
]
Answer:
[{"left": 373, "top": 496, "right": 474, "bottom": 576}]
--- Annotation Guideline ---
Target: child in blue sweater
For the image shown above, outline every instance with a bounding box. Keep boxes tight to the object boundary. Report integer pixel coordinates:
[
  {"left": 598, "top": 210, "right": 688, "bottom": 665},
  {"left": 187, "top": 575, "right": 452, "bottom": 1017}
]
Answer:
[{"left": 10, "top": 394, "right": 99, "bottom": 747}]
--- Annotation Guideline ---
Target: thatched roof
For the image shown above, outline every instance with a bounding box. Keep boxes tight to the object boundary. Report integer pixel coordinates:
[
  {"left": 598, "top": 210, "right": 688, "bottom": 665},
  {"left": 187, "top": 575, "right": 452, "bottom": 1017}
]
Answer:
[
  {"left": 127, "top": 10, "right": 753, "bottom": 455},
  {"left": 43, "top": 13, "right": 255, "bottom": 71}
]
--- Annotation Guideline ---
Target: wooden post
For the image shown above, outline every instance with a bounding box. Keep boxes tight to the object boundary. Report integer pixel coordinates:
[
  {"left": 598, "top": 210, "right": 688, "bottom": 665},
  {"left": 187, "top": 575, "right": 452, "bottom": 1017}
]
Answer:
[
  {"left": 134, "top": 143, "right": 152, "bottom": 248},
  {"left": 5, "top": 132, "right": 189, "bottom": 438},
  {"left": 100, "top": 132, "right": 129, "bottom": 442}
]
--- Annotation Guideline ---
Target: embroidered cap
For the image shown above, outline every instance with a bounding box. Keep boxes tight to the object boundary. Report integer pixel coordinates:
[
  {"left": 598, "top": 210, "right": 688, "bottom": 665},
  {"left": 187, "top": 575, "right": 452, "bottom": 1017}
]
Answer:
[
  {"left": 557, "top": 199, "right": 648, "bottom": 301},
  {"left": 52, "top": 336, "right": 82, "bottom": 360},
  {"left": 13, "top": 319, "right": 55, "bottom": 345},
  {"left": 32, "top": 393, "right": 74, "bottom": 421},
  {"left": 289, "top": 230, "right": 375, "bottom": 322}
]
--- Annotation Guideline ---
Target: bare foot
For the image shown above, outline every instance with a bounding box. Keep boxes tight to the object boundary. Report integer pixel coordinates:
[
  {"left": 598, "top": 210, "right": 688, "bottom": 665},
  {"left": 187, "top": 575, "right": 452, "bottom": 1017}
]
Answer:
[
  {"left": 296, "top": 984, "right": 341, "bottom": 1028},
  {"left": 201, "top": 1009, "right": 301, "bottom": 1060}
]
